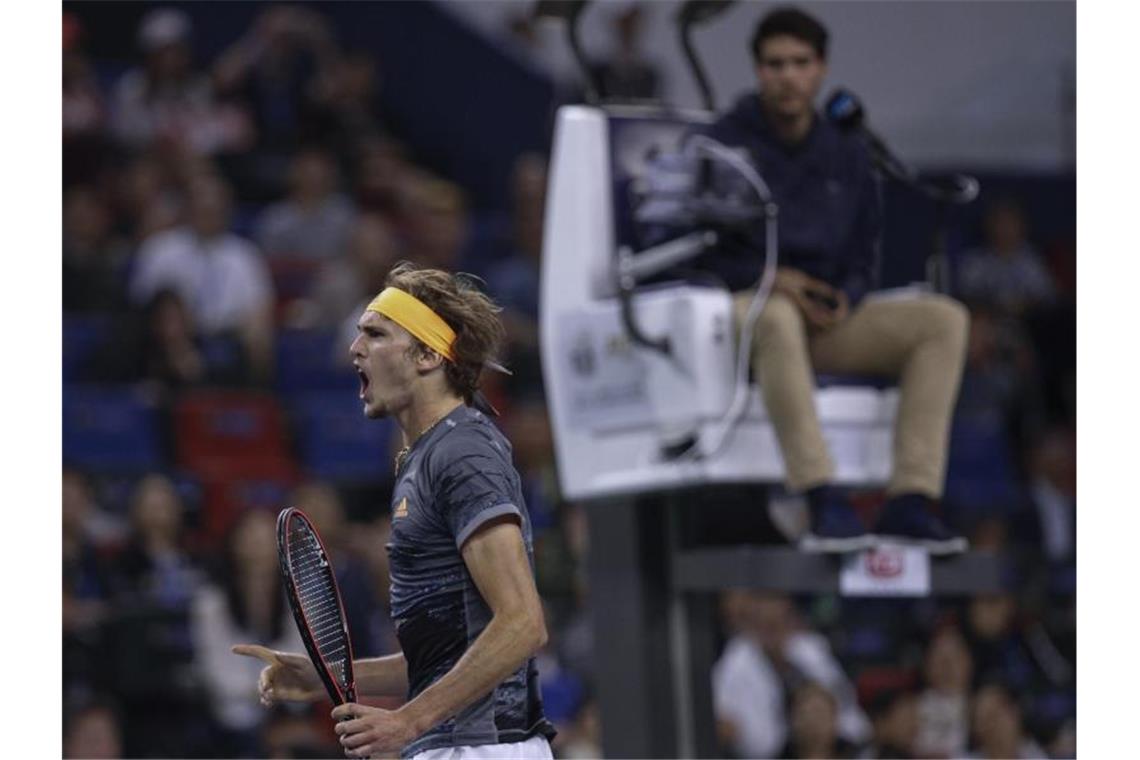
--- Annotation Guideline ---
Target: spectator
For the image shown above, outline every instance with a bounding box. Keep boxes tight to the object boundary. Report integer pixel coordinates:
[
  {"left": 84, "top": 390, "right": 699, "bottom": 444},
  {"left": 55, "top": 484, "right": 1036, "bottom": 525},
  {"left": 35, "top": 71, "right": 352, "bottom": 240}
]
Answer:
[
  {"left": 968, "top": 682, "right": 1047, "bottom": 759},
  {"left": 115, "top": 473, "right": 201, "bottom": 607},
  {"left": 505, "top": 400, "right": 559, "bottom": 534},
  {"left": 113, "top": 152, "right": 183, "bottom": 244},
  {"left": 191, "top": 508, "right": 304, "bottom": 755},
  {"left": 915, "top": 624, "right": 973, "bottom": 758},
  {"left": 129, "top": 171, "right": 275, "bottom": 382},
  {"left": 63, "top": 469, "right": 118, "bottom": 693},
  {"left": 944, "top": 306, "right": 1042, "bottom": 521},
  {"left": 352, "top": 135, "right": 416, "bottom": 217},
  {"left": 112, "top": 7, "right": 252, "bottom": 157},
  {"left": 1012, "top": 428, "right": 1076, "bottom": 564},
  {"left": 63, "top": 698, "right": 124, "bottom": 760},
  {"left": 63, "top": 185, "right": 131, "bottom": 314},
  {"left": 712, "top": 591, "right": 870, "bottom": 758},
  {"left": 781, "top": 681, "right": 857, "bottom": 759},
  {"left": 860, "top": 686, "right": 919, "bottom": 759},
  {"left": 63, "top": 13, "right": 110, "bottom": 188},
  {"left": 486, "top": 153, "right": 547, "bottom": 395},
  {"left": 308, "top": 47, "right": 389, "bottom": 165},
  {"left": 966, "top": 592, "right": 1073, "bottom": 697},
  {"left": 957, "top": 198, "right": 1056, "bottom": 316},
  {"left": 591, "top": 4, "right": 663, "bottom": 102},
  {"left": 106, "top": 474, "right": 208, "bottom": 758},
  {"left": 397, "top": 173, "right": 471, "bottom": 271},
  {"left": 255, "top": 147, "right": 356, "bottom": 261},
  {"left": 309, "top": 212, "right": 403, "bottom": 330},
  {"left": 213, "top": 4, "right": 339, "bottom": 154}
]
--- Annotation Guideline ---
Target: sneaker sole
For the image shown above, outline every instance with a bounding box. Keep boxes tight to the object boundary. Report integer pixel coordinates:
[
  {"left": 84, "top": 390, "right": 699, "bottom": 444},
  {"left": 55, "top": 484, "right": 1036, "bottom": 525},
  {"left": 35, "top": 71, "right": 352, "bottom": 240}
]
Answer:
[
  {"left": 869, "top": 534, "right": 970, "bottom": 556},
  {"left": 799, "top": 533, "right": 876, "bottom": 554}
]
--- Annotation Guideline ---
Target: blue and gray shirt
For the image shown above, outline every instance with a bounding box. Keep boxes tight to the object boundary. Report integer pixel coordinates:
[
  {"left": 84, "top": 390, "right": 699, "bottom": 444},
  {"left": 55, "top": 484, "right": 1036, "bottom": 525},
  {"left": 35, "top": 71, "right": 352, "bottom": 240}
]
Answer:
[{"left": 387, "top": 403, "right": 556, "bottom": 758}]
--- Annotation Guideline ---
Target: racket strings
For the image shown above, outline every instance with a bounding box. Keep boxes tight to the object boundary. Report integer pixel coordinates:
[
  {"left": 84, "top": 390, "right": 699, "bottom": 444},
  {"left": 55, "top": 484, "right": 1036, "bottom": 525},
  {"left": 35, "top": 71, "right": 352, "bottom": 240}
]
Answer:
[{"left": 287, "top": 523, "right": 351, "bottom": 689}]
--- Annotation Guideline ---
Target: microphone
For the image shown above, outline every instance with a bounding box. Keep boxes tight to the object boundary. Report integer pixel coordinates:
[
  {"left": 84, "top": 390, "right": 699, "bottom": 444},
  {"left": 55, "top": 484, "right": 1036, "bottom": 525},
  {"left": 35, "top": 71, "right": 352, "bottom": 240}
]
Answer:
[
  {"left": 824, "top": 88, "right": 911, "bottom": 180},
  {"left": 824, "top": 87, "right": 980, "bottom": 204}
]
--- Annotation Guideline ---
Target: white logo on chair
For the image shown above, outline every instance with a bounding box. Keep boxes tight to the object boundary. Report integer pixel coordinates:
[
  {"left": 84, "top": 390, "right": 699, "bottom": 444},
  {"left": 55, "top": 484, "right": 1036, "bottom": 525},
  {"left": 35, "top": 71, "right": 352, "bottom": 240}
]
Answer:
[{"left": 840, "top": 544, "right": 931, "bottom": 597}]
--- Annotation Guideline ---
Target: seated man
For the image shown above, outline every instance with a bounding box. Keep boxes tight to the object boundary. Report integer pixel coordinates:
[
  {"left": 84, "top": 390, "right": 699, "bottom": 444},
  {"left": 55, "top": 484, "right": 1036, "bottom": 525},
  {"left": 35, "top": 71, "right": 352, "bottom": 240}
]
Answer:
[{"left": 702, "top": 7, "right": 969, "bottom": 553}]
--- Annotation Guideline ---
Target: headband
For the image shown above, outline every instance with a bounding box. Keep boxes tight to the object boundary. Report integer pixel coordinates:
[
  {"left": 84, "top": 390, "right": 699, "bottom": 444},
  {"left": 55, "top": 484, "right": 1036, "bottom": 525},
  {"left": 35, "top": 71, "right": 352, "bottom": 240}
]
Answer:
[{"left": 366, "top": 287, "right": 457, "bottom": 362}]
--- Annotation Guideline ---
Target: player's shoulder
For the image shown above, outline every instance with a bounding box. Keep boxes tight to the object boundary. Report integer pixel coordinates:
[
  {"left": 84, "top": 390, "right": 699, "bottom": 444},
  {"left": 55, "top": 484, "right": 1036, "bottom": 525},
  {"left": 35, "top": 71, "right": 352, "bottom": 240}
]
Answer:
[{"left": 430, "top": 407, "right": 511, "bottom": 465}]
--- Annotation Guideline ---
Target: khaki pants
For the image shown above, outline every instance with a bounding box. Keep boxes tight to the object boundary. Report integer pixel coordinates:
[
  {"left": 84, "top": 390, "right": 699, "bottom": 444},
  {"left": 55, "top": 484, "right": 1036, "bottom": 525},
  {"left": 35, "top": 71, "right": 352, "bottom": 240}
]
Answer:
[{"left": 735, "top": 291, "right": 969, "bottom": 497}]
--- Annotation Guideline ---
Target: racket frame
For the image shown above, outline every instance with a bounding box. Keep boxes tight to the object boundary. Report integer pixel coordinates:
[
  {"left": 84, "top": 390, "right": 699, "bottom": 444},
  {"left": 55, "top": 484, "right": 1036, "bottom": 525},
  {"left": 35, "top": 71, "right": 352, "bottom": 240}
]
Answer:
[{"left": 276, "top": 506, "right": 358, "bottom": 705}]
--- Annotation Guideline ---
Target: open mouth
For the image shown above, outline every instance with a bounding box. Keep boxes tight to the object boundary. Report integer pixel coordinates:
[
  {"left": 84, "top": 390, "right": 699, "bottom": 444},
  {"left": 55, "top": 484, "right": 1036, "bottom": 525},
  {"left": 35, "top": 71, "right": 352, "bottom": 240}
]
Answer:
[{"left": 357, "top": 368, "right": 370, "bottom": 398}]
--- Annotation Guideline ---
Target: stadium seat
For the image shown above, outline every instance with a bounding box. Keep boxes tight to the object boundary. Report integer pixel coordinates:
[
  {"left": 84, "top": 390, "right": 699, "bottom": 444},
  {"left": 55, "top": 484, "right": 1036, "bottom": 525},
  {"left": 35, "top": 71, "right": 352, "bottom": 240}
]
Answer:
[
  {"left": 172, "top": 390, "right": 299, "bottom": 542},
  {"left": 173, "top": 390, "right": 294, "bottom": 475},
  {"left": 268, "top": 258, "right": 324, "bottom": 320},
  {"left": 288, "top": 390, "right": 396, "bottom": 484},
  {"left": 944, "top": 415, "right": 1021, "bottom": 511},
  {"left": 63, "top": 384, "right": 164, "bottom": 472},
  {"left": 275, "top": 327, "right": 359, "bottom": 395},
  {"left": 62, "top": 314, "right": 114, "bottom": 381}
]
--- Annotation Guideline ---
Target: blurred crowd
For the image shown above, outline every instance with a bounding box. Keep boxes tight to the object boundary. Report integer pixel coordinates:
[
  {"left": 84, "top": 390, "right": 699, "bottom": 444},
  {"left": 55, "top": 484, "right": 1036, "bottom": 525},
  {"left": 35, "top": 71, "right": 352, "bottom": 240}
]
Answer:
[{"left": 62, "top": 4, "right": 1073, "bottom": 759}]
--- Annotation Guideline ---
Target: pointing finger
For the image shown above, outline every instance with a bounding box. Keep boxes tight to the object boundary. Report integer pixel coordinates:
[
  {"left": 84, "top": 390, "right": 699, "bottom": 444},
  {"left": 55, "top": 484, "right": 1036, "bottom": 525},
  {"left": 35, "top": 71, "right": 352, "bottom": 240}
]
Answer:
[{"left": 232, "top": 644, "right": 281, "bottom": 664}]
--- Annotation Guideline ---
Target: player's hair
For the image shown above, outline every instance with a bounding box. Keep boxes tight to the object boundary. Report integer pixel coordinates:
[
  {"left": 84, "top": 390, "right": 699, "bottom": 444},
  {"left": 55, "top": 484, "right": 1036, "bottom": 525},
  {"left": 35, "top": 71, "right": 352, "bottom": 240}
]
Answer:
[
  {"left": 383, "top": 261, "right": 505, "bottom": 404},
  {"left": 750, "top": 6, "right": 829, "bottom": 62}
]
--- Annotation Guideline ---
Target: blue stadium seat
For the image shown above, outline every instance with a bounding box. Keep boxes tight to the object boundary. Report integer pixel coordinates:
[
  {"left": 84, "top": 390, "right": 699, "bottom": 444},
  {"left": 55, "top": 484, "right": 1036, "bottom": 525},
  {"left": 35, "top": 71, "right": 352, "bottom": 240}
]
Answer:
[
  {"left": 63, "top": 385, "right": 164, "bottom": 472},
  {"left": 944, "top": 414, "right": 1021, "bottom": 511},
  {"left": 63, "top": 315, "right": 113, "bottom": 381},
  {"left": 276, "top": 328, "right": 359, "bottom": 395},
  {"left": 289, "top": 391, "right": 396, "bottom": 483}
]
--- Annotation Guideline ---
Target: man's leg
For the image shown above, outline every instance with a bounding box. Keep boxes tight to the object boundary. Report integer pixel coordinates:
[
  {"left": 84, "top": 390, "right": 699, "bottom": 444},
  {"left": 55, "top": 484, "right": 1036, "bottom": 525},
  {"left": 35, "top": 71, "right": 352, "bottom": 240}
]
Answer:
[
  {"left": 734, "top": 292, "right": 867, "bottom": 551},
  {"left": 734, "top": 291, "right": 833, "bottom": 492},
  {"left": 808, "top": 293, "right": 970, "bottom": 552},
  {"left": 807, "top": 294, "right": 969, "bottom": 498}
]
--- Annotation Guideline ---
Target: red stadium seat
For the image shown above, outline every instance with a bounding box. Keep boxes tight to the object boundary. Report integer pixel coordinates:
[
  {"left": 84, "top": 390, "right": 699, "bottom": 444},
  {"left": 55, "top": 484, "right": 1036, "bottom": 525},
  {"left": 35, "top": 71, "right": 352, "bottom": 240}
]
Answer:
[{"left": 173, "top": 390, "right": 300, "bottom": 543}]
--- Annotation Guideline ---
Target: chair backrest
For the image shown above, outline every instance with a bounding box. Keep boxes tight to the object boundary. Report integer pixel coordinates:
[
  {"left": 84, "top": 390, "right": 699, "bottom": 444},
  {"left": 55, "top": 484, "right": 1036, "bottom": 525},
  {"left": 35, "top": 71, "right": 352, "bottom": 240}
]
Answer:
[
  {"left": 63, "top": 385, "right": 163, "bottom": 472},
  {"left": 288, "top": 391, "right": 396, "bottom": 484},
  {"left": 542, "top": 104, "right": 714, "bottom": 311},
  {"left": 275, "top": 328, "right": 358, "bottom": 395},
  {"left": 173, "top": 390, "right": 295, "bottom": 478}
]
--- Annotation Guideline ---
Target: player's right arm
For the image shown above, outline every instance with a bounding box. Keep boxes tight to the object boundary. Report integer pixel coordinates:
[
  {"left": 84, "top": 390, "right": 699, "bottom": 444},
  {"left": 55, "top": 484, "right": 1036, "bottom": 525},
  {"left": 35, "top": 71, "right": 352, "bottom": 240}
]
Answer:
[
  {"left": 353, "top": 652, "right": 409, "bottom": 697},
  {"left": 232, "top": 644, "right": 408, "bottom": 703}
]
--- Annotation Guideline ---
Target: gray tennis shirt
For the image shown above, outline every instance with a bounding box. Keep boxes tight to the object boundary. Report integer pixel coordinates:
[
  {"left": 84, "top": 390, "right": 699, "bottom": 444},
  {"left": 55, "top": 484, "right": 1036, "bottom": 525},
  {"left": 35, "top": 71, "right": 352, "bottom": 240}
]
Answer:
[{"left": 387, "top": 403, "right": 556, "bottom": 758}]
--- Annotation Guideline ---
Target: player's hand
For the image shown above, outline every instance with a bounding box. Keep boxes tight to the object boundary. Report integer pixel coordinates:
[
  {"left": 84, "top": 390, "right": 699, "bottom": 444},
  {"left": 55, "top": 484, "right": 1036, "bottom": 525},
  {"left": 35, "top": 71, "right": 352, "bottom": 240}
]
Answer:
[
  {"left": 232, "top": 644, "right": 324, "bottom": 705},
  {"left": 332, "top": 702, "right": 419, "bottom": 759}
]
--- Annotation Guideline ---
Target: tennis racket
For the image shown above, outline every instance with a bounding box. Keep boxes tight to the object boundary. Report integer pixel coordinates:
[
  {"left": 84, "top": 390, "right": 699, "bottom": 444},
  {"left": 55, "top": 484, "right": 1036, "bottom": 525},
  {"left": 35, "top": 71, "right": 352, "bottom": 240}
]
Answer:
[{"left": 276, "top": 507, "right": 357, "bottom": 706}]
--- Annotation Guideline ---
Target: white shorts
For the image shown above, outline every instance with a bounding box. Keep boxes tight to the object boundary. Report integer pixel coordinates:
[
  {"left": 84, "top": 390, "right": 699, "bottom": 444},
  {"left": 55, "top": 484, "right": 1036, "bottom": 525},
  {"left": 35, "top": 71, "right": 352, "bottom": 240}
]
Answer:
[{"left": 408, "top": 734, "right": 553, "bottom": 760}]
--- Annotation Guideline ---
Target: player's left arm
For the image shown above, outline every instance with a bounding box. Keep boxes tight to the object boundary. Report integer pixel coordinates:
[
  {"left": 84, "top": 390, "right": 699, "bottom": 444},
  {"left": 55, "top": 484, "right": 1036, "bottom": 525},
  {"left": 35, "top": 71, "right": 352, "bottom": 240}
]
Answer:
[{"left": 332, "top": 516, "right": 546, "bottom": 757}]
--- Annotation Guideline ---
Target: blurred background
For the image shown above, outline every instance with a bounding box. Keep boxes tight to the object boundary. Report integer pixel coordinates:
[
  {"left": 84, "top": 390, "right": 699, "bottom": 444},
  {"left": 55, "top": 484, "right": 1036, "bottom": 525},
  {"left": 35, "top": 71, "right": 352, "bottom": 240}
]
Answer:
[{"left": 61, "top": 2, "right": 1074, "bottom": 758}]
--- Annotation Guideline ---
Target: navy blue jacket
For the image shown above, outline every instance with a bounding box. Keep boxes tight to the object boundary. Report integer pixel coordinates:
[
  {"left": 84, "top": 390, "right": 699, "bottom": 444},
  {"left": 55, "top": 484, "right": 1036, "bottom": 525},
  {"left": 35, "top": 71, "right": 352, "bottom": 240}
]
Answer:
[{"left": 700, "top": 92, "right": 882, "bottom": 305}]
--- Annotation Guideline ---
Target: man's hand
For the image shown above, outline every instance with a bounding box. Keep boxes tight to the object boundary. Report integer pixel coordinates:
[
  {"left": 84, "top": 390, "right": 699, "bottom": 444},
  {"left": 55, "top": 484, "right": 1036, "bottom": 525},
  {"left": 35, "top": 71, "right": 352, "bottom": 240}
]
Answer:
[
  {"left": 332, "top": 702, "right": 419, "bottom": 759},
  {"left": 232, "top": 644, "right": 324, "bottom": 706},
  {"left": 773, "top": 267, "right": 849, "bottom": 330}
]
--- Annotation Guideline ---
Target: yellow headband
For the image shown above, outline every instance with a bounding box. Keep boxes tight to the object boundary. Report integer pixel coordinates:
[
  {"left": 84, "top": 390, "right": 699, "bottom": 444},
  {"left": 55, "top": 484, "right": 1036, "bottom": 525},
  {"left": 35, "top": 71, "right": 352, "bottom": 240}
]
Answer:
[{"left": 366, "top": 287, "right": 457, "bottom": 362}]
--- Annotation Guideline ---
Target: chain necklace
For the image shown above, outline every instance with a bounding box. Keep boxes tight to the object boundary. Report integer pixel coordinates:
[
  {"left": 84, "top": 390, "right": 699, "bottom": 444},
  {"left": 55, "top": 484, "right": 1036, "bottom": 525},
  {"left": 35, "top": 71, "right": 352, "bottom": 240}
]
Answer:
[{"left": 394, "top": 408, "right": 453, "bottom": 475}]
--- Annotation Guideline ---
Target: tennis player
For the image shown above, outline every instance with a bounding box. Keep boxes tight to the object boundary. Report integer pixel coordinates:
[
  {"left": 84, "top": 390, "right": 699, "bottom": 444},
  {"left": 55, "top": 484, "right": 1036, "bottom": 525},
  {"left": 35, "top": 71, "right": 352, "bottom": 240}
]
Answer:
[{"left": 235, "top": 262, "right": 556, "bottom": 759}]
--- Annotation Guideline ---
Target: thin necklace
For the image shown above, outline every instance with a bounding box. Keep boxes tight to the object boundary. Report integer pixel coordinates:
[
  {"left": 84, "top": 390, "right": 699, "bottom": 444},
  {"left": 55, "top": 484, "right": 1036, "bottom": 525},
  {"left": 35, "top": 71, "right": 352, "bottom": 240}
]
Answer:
[{"left": 394, "top": 408, "right": 453, "bottom": 475}]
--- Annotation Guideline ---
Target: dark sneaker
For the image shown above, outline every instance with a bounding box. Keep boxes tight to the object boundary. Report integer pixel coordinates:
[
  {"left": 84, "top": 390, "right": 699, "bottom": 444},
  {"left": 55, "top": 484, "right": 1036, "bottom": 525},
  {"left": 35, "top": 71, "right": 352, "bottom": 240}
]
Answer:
[
  {"left": 800, "top": 492, "right": 873, "bottom": 553},
  {"left": 872, "top": 495, "right": 968, "bottom": 556}
]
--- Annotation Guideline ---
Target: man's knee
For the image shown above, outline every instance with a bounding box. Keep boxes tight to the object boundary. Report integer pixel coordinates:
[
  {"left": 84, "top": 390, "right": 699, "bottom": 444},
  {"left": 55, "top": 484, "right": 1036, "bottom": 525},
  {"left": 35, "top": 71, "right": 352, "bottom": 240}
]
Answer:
[
  {"left": 919, "top": 295, "right": 970, "bottom": 348},
  {"left": 751, "top": 292, "right": 805, "bottom": 349}
]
